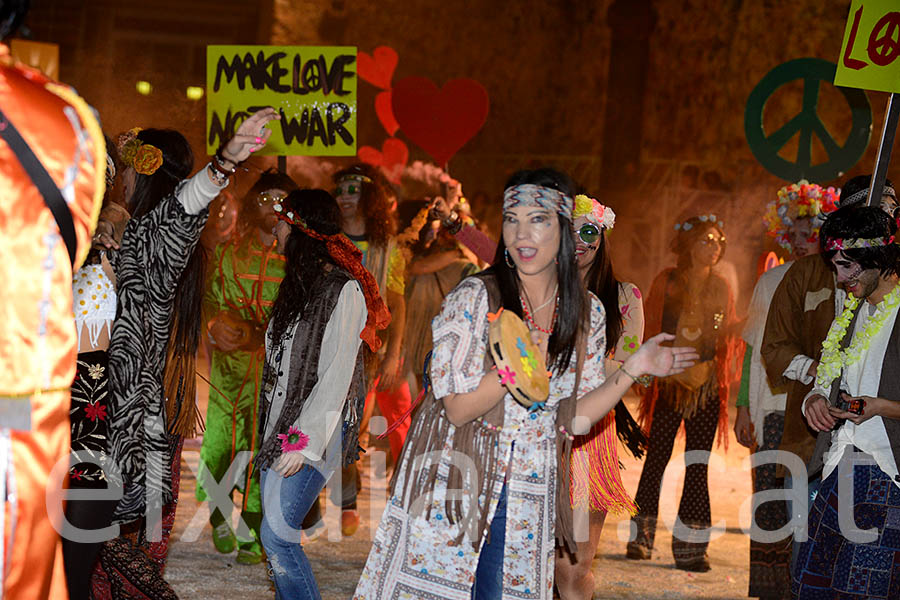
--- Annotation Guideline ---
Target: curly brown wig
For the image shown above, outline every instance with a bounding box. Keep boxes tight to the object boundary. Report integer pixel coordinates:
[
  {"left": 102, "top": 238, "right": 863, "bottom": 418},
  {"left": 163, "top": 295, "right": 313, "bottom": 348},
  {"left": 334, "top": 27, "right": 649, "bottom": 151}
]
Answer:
[{"left": 333, "top": 163, "right": 396, "bottom": 246}]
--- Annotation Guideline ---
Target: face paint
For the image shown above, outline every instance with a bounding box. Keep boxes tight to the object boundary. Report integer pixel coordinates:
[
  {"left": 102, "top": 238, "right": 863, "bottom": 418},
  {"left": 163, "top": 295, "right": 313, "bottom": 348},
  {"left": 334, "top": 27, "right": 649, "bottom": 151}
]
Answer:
[
  {"left": 831, "top": 251, "right": 879, "bottom": 298},
  {"left": 334, "top": 180, "right": 362, "bottom": 218},
  {"left": 572, "top": 215, "right": 600, "bottom": 269},
  {"left": 502, "top": 206, "right": 561, "bottom": 277}
]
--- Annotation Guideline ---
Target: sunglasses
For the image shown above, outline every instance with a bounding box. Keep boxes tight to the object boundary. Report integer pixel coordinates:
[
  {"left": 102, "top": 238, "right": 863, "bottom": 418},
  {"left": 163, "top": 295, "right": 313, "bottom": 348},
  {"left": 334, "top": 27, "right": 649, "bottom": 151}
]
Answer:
[
  {"left": 257, "top": 191, "right": 286, "bottom": 206},
  {"left": 576, "top": 223, "right": 601, "bottom": 245},
  {"left": 334, "top": 183, "right": 360, "bottom": 197}
]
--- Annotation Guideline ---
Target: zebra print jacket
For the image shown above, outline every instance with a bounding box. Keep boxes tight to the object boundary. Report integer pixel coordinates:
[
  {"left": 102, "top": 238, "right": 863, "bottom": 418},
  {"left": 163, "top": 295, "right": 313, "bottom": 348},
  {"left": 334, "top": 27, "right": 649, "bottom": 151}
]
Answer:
[{"left": 107, "top": 177, "right": 210, "bottom": 524}]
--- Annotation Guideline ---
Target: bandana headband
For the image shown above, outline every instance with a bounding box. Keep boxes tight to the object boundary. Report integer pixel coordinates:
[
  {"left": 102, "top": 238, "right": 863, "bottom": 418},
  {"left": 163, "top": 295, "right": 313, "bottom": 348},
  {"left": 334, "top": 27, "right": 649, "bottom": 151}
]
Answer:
[
  {"left": 824, "top": 235, "right": 896, "bottom": 251},
  {"left": 840, "top": 185, "right": 897, "bottom": 208},
  {"left": 503, "top": 184, "right": 573, "bottom": 220},
  {"left": 573, "top": 194, "right": 615, "bottom": 230},
  {"left": 273, "top": 203, "right": 391, "bottom": 352},
  {"left": 337, "top": 174, "right": 373, "bottom": 185}
]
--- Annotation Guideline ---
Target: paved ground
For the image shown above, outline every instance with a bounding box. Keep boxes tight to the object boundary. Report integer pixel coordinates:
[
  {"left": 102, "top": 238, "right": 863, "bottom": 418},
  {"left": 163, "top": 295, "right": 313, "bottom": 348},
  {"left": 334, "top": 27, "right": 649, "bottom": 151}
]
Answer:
[{"left": 166, "top": 395, "right": 759, "bottom": 599}]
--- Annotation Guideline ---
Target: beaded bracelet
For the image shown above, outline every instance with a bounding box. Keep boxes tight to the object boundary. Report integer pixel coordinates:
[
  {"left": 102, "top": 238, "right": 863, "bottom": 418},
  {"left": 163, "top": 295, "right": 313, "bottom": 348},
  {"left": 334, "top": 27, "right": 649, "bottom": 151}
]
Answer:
[
  {"left": 477, "top": 417, "right": 501, "bottom": 432},
  {"left": 212, "top": 151, "right": 237, "bottom": 176}
]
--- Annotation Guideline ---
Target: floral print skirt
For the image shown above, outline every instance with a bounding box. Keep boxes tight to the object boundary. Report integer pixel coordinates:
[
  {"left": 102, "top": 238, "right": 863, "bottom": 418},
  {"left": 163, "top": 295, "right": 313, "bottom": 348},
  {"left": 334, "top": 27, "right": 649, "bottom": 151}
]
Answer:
[{"left": 70, "top": 350, "right": 111, "bottom": 487}]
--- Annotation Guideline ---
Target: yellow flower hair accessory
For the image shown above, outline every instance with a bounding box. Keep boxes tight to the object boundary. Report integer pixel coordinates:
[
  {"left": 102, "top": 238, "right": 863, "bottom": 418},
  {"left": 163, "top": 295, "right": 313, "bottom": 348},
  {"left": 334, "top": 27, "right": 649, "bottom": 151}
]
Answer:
[
  {"left": 117, "top": 127, "right": 164, "bottom": 176},
  {"left": 573, "top": 194, "right": 616, "bottom": 229},
  {"left": 764, "top": 179, "right": 839, "bottom": 252}
]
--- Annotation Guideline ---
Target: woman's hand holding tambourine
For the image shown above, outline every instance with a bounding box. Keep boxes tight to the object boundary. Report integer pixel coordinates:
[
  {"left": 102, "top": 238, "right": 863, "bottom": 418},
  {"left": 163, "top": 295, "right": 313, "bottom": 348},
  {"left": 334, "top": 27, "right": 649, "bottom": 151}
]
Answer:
[{"left": 623, "top": 333, "right": 700, "bottom": 378}]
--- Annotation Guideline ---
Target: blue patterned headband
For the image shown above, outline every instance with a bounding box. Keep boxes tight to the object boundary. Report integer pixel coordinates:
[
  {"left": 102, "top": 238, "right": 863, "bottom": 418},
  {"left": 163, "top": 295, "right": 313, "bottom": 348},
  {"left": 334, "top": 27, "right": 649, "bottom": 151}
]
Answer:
[{"left": 503, "top": 184, "right": 573, "bottom": 220}]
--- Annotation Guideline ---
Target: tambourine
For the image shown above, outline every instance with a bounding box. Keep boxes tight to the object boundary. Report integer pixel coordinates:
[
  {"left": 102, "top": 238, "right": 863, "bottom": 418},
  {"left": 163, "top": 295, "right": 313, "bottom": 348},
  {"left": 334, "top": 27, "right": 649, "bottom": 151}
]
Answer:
[{"left": 488, "top": 308, "right": 550, "bottom": 409}]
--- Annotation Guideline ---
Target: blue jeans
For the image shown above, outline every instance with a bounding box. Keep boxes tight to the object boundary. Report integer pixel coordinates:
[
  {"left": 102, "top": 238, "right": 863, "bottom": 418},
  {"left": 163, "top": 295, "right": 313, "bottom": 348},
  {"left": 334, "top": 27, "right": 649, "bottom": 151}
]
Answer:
[
  {"left": 260, "top": 466, "right": 328, "bottom": 600},
  {"left": 471, "top": 484, "right": 507, "bottom": 600}
]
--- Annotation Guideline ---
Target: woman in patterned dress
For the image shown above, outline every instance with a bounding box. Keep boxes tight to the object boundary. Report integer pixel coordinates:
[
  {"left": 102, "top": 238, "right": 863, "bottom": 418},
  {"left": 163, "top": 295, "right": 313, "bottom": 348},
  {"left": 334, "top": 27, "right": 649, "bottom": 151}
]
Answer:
[
  {"left": 555, "top": 194, "right": 646, "bottom": 598},
  {"left": 353, "top": 168, "right": 698, "bottom": 600}
]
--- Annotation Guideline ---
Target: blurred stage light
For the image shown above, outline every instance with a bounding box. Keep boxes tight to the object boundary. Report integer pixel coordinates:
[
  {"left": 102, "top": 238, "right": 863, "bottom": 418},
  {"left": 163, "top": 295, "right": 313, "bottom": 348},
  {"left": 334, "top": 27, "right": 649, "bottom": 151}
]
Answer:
[
  {"left": 186, "top": 86, "right": 204, "bottom": 100},
  {"left": 136, "top": 81, "right": 153, "bottom": 95}
]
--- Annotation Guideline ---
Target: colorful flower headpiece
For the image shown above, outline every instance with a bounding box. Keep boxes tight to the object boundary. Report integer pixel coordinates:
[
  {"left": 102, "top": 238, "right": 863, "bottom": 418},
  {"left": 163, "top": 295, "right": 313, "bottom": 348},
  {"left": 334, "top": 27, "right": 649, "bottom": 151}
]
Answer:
[
  {"left": 336, "top": 173, "right": 373, "bottom": 185},
  {"left": 764, "top": 180, "right": 839, "bottom": 252},
  {"left": 573, "top": 194, "right": 616, "bottom": 230},
  {"left": 503, "top": 184, "right": 574, "bottom": 220},
  {"left": 824, "top": 235, "right": 895, "bottom": 252},
  {"left": 116, "top": 127, "right": 164, "bottom": 176},
  {"left": 273, "top": 202, "right": 391, "bottom": 352},
  {"left": 674, "top": 214, "right": 722, "bottom": 232}
]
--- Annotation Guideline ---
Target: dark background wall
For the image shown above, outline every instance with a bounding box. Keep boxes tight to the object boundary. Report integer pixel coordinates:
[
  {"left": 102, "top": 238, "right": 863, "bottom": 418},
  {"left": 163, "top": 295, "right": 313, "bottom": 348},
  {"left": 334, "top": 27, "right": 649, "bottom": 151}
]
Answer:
[{"left": 19, "top": 0, "right": 894, "bottom": 309}]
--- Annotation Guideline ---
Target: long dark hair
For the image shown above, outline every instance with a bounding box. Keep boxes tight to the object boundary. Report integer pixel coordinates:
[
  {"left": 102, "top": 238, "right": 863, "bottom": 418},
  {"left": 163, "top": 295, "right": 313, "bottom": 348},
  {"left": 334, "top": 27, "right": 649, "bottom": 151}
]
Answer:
[
  {"left": 490, "top": 168, "right": 587, "bottom": 375},
  {"left": 268, "top": 189, "right": 343, "bottom": 342},
  {"left": 128, "top": 130, "right": 203, "bottom": 366},
  {"left": 333, "top": 163, "right": 395, "bottom": 245},
  {"left": 583, "top": 231, "right": 623, "bottom": 355},
  {"left": 821, "top": 205, "right": 900, "bottom": 277}
]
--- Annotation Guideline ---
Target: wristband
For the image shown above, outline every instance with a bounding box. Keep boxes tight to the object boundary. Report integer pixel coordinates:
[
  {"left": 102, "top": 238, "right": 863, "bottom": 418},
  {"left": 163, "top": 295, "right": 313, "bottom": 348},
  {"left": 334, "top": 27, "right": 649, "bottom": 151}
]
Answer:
[
  {"left": 212, "top": 151, "right": 237, "bottom": 176},
  {"left": 207, "top": 163, "right": 228, "bottom": 187}
]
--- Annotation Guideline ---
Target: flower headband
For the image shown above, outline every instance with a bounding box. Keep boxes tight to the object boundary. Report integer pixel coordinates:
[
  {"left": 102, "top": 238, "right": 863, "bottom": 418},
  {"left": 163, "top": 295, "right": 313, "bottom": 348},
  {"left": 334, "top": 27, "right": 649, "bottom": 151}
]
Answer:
[
  {"left": 116, "top": 127, "right": 164, "bottom": 176},
  {"left": 336, "top": 173, "right": 373, "bottom": 185},
  {"left": 273, "top": 202, "right": 390, "bottom": 352},
  {"left": 764, "top": 180, "right": 839, "bottom": 251},
  {"left": 674, "top": 214, "right": 722, "bottom": 231},
  {"left": 573, "top": 194, "right": 615, "bottom": 230},
  {"left": 824, "top": 235, "right": 896, "bottom": 251},
  {"left": 503, "top": 184, "right": 574, "bottom": 220}
]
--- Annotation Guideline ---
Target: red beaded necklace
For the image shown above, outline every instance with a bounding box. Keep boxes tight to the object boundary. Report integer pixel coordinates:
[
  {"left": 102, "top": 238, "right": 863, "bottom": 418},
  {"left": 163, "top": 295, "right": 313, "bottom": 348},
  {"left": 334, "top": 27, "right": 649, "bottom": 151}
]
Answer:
[{"left": 519, "top": 289, "right": 558, "bottom": 335}]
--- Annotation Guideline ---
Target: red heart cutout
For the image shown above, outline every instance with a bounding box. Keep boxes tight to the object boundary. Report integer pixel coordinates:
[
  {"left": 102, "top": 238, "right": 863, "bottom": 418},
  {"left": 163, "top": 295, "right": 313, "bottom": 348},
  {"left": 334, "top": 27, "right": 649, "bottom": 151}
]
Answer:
[
  {"left": 357, "top": 46, "right": 398, "bottom": 90},
  {"left": 358, "top": 138, "right": 409, "bottom": 184},
  {"left": 391, "top": 77, "right": 489, "bottom": 166},
  {"left": 375, "top": 91, "right": 399, "bottom": 136}
]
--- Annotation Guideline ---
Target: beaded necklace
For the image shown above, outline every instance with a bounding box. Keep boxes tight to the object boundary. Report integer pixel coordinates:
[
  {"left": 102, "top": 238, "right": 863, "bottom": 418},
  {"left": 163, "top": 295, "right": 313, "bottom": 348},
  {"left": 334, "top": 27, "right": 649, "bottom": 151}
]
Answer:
[{"left": 520, "top": 288, "right": 558, "bottom": 335}]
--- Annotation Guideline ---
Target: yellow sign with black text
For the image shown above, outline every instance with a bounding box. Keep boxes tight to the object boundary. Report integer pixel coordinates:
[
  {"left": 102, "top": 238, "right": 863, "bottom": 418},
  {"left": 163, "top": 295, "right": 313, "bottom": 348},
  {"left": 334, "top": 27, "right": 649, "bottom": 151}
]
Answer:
[
  {"left": 835, "top": 0, "right": 900, "bottom": 93},
  {"left": 206, "top": 45, "right": 357, "bottom": 156}
]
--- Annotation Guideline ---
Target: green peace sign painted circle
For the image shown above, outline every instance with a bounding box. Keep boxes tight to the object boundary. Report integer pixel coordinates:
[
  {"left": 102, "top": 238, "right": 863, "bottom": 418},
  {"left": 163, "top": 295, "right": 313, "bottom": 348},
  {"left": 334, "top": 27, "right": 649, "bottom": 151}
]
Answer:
[{"left": 745, "top": 58, "right": 872, "bottom": 182}]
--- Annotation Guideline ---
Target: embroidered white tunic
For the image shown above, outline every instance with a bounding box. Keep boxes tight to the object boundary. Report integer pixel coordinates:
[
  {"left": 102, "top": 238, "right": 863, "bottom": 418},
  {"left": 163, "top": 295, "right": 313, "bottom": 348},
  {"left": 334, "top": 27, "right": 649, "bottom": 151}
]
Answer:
[{"left": 353, "top": 277, "right": 606, "bottom": 600}]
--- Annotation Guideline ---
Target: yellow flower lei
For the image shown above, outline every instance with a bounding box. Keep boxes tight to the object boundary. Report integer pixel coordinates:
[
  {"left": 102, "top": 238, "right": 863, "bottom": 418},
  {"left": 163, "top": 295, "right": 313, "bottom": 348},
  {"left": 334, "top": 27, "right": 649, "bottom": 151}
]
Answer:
[{"left": 816, "top": 283, "right": 900, "bottom": 387}]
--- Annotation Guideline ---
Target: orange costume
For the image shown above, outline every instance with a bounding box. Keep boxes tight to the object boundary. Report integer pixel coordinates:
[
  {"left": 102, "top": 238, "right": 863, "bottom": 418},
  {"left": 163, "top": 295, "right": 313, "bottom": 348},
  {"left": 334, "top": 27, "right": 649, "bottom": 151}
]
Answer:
[{"left": 0, "top": 46, "right": 105, "bottom": 598}]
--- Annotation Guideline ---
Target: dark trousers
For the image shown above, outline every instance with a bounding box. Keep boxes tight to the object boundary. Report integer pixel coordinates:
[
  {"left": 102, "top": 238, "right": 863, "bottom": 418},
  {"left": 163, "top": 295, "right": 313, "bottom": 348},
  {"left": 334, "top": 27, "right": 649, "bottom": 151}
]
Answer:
[{"left": 630, "top": 394, "right": 719, "bottom": 563}]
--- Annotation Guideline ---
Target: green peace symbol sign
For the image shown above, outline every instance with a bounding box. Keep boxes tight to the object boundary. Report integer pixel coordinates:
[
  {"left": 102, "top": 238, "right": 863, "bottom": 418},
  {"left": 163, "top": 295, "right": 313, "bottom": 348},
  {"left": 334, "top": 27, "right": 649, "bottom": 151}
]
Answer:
[{"left": 745, "top": 58, "right": 872, "bottom": 182}]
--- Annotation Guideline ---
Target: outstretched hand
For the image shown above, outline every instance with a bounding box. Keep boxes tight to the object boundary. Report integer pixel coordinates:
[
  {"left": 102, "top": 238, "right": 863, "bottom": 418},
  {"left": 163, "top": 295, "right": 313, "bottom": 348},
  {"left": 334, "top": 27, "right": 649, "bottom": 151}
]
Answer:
[
  {"left": 626, "top": 333, "right": 699, "bottom": 378},
  {"left": 220, "top": 107, "right": 280, "bottom": 164}
]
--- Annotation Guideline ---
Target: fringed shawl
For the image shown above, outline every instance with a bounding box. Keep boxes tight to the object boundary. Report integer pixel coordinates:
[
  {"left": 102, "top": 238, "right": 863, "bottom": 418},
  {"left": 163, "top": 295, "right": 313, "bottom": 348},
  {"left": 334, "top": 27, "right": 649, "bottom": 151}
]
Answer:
[
  {"left": 637, "top": 268, "right": 744, "bottom": 449},
  {"left": 389, "top": 271, "right": 584, "bottom": 554}
]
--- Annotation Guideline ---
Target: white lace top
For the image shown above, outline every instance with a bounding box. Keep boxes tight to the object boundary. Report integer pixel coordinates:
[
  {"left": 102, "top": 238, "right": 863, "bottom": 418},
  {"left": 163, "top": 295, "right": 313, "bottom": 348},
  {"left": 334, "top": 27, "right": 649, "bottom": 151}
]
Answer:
[{"left": 72, "top": 259, "right": 116, "bottom": 349}]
